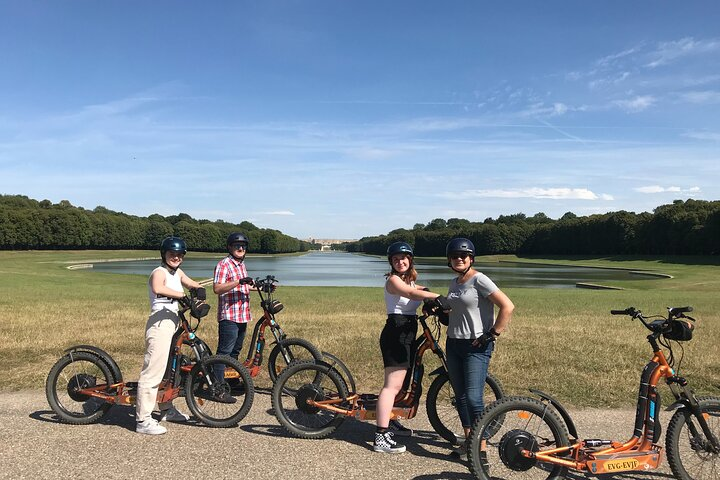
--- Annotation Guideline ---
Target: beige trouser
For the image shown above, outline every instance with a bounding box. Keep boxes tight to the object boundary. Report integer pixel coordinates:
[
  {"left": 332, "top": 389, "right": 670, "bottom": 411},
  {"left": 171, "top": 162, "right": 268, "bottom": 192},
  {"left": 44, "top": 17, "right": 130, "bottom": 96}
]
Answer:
[{"left": 136, "top": 308, "right": 179, "bottom": 422}]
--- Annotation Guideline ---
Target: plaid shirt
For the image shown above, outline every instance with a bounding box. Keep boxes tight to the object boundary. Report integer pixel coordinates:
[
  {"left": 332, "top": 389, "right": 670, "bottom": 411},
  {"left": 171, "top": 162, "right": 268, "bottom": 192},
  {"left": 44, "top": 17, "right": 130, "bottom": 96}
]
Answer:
[{"left": 214, "top": 255, "right": 252, "bottom": 323}]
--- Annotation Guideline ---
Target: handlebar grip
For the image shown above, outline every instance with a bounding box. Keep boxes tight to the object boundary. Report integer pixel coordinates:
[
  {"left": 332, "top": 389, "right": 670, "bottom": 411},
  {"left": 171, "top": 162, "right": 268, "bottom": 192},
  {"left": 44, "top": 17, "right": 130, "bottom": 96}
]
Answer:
[
  {"left": 610, "top": 309, "right": 629, "bottom": 315},
  {"left": 238, "top": 277, "right": 254, "bottom": 285},
  {"left": 668, "top": 306, "right": 693, "bottom": 318},
  {"left": 192, "top": 287, "right": 207, "bottom": 301}
]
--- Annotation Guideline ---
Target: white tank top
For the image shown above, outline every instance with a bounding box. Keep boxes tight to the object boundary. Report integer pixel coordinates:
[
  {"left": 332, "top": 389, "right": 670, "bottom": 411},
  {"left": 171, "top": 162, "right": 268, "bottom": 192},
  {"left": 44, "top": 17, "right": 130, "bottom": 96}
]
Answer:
[
  {"left": 384, "top": 280, "right": 422, "bottom": 315},
  {"left": 148, "top": 266, "right": 183, "bottom": 313}
]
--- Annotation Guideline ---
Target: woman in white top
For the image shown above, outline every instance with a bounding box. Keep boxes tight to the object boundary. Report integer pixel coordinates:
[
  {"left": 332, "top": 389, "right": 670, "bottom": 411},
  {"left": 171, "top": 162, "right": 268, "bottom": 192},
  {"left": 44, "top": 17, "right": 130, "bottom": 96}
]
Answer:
[
  {"left": 135, "top": 236, "right": 204, "bottom": 435},
  {"left": 374, "top": 241, "right": 445, "bottom": 454}
]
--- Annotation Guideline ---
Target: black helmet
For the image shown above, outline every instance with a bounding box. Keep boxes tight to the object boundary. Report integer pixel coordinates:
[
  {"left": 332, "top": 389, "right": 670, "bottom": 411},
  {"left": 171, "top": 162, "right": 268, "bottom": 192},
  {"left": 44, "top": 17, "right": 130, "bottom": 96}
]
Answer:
[
  {"left": 387, "top": 241, "right": 413, "bottom": 261},
  {"left": 446, "top": 238, "right": 475, "bottom": 258},
  {"left": 226, "top": 232, "right": 248, "bottom": 247},
  {"left": 160, "top": 236, "right": 187, "bottom": 257}
]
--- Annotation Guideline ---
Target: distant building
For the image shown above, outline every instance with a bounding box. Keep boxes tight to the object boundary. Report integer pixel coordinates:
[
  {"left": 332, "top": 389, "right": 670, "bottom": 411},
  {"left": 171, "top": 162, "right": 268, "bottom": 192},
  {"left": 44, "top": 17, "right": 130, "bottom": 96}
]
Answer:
[{"left": 306, "top": 238, "right": 357, "bottom": 252}]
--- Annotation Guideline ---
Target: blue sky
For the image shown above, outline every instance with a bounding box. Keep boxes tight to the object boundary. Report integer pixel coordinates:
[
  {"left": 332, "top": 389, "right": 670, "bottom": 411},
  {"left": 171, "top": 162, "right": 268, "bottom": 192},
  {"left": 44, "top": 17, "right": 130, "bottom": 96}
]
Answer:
[{"left": 1, "top": 1, "right": 719, "bottom": 240}]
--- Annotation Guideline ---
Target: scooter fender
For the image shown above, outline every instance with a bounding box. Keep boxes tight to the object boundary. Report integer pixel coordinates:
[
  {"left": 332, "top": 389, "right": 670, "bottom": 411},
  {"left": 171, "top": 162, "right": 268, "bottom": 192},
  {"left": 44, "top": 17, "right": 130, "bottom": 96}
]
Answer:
[
  {"left": 529, "top": 388, "right": 580, "bottom": 440},
  {"left": 664, "top": 400, "right": 689, "bottom": 412},
  {"left": 64, "top": 344, "right": 123, "bottom": 382}
]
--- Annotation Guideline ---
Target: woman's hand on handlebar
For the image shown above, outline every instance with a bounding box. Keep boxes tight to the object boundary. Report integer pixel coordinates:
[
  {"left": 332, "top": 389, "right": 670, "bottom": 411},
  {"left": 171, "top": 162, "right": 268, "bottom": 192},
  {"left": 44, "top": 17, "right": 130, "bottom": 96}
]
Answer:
[
  {"left": 189, "top": 286, "right": 207, "bottom": 300},
  {"left": 422, "top": 295, "right": 451, "bottom": 315}
]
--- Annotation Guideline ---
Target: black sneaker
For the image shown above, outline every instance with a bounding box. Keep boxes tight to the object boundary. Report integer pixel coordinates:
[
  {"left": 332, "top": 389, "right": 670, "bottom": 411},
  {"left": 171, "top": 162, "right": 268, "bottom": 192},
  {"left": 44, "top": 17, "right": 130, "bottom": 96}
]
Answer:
[
  {"left": 228, "top": 379, "right": 246, "bottom": 395},
  {"left": 388, "top": 419, "right": 413, "bottom": 437},
  {"left": 373, "top": 431, "right": 406, "bottom": 454},
  {"left": 212, "top": 391, "right": 237, "bottom": 404},
  {"left": 451, "top": 441, "right": 468, "bottom": 458}
]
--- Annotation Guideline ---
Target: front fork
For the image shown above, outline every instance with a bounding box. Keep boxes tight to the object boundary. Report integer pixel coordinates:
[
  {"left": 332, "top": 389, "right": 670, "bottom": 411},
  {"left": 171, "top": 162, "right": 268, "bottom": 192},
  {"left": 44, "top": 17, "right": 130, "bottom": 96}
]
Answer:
[{"left": 668, "top": 377, "right": 720, "bottom": 453}]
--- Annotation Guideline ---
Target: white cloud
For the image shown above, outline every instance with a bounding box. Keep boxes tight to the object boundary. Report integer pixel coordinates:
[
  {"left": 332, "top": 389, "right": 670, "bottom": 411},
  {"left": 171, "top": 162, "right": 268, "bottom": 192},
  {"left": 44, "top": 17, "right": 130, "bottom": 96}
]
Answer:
[
  {"left": 588, "top": 71, "right": 631, "bottom": 90},
  {"left": 552, "top": 103, "right": 568, "bottom": 116},
  {"left": 439, "top": 188, "right": 608, "bottom": 200},
  {"left": 680, "top": 90, "right": 720, "bottom": 104},
  {"left": 613, "top": 95, "right": 656, "bottom": 112},
  {"left": 682, "top": 74, "right": 720, "bottom": 87},
  {"left": 635, "top": 186, "right": 665, "bottom": 194},
  {"left": 259, "top": 211, "right": 296, "bottom": 216},
  {"left": 634, "top": 186, "right": 699, "bottom": 194},
  {"left": 683, "top": 130, "right": 720, "bottom": 141},
  {"left": 345, "top": 147, "right": 398, "bottom": 160},
  {"left": 594, "top": 46, "right": 642, "bottom": 68},
  {"left": 646, "top": 37, "right": 720, "bottom": 68}
]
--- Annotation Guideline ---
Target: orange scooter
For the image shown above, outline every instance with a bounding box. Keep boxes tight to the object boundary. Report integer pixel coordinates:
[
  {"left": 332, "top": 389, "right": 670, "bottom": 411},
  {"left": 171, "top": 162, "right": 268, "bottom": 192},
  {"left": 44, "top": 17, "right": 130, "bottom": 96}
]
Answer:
[
  {"left": 270, "top": 305, "right": 504, "bottom": 441},
  {"left": 46, "top": 287, "right": 255, "bottom": 428},
  {"left": 467, "top": 306, "right": 719, "bottom": 480}
]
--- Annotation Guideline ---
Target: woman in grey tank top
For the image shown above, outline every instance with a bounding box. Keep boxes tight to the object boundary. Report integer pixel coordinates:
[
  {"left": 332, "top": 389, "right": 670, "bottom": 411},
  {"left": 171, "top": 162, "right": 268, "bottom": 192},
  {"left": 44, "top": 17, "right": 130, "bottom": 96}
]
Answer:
[{"left": 444, "top": 238, "right": 514, "bottom": 458}]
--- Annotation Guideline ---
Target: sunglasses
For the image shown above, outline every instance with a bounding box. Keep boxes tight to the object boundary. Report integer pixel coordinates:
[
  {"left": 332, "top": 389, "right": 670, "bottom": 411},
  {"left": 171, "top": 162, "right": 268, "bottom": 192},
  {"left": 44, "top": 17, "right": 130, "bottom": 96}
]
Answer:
[
  {"left": 449, "top": 253, "right": 471, "bottom": 260},
  {"left": 231, "top": 243, "right": 247, "bottom": 251}
]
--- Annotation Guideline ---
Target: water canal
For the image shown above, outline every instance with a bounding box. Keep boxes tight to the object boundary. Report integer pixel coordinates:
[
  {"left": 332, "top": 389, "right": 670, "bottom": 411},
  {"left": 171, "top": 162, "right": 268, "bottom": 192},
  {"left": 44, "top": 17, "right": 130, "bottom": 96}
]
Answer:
[{"left": 89, "top": 251, "right": 660, "bottom": 289}]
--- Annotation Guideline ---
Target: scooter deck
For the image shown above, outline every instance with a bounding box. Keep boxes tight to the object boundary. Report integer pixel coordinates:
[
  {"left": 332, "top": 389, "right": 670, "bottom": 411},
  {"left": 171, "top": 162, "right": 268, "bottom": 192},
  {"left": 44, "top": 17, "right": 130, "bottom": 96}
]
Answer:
[
  {"left": 354, "top": 393, "right": 418, "bottom": 421},
  {"left": 586, "top": 450, "right": 662, "bottom": 474}
]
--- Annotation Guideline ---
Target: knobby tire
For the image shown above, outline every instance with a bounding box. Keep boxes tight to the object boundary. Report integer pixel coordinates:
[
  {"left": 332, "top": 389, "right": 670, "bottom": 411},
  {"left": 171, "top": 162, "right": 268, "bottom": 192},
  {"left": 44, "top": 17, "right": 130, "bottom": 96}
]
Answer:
[
  {"left": 468, "top": 396, "right": 570, "bottom": 480},
  {"left": 666, "top": 396, "right": 720, "bottom": 480},
  {"left": 271, "top": 360, "right": 349, "bottom": 439},
  {"left": 267, "top": 337, "right": 322, "bottom": 383},
  {"left": 45, "top": 351, "right": 114, "bottom": 425},
  {"left": 426, "top": 371, "right": 504, "bottom": 445},
  {"left": 185, "top": 355, "right": 255, "bottom": 428}
]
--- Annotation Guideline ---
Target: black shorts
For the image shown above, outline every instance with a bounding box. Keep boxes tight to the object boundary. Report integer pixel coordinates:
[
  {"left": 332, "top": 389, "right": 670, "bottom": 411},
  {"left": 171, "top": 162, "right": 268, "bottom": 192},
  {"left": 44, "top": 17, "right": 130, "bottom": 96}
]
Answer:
[{"left": 379, "top": 314, "right": 418, "bottom": 368}]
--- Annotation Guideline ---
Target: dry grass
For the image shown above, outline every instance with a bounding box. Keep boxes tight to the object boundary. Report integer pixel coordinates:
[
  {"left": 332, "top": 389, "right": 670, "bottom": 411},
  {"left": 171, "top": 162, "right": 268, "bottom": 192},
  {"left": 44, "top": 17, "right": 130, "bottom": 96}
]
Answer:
[{"left": 1, "top": 251, "right": 718, "bottom": 408}]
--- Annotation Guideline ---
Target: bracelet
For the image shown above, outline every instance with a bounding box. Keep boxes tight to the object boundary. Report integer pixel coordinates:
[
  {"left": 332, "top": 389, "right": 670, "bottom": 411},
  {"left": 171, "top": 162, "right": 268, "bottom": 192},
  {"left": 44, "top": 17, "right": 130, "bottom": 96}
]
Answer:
[{"left": 489, "top": 328, "right": 500, "bottom": 337}]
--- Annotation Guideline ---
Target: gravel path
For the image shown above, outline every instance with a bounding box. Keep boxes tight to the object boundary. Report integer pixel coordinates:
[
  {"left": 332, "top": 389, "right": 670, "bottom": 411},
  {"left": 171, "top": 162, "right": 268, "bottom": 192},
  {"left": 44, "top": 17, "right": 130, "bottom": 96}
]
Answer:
[{"left": 2, "top": 390, "right": 673, "bottom": 480}]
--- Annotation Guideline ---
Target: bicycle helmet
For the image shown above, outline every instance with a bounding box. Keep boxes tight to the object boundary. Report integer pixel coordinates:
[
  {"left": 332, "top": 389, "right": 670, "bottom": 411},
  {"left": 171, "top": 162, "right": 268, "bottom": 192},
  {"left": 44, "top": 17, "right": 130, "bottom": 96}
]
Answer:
[
  {"left": 160, "top": 236, "right": 187, "bottom": 257},
  {"left": 446, "top": 237, "right": 475, "bottom": 274},
  {"left": 226, "top": 232, "right": 249, "bottom": 247},
  {"left": 387, "top": 241, "right": 414, "bottom": 262},
  {"left": 446, "top": 238, "right": 475, "bottom": 258}
]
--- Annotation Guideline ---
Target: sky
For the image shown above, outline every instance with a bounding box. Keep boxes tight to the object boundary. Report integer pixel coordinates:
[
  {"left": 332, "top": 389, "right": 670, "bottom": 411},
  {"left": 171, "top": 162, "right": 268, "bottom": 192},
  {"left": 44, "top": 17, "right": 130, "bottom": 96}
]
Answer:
[{"left": 1, "top": 1, "right": 719, "bottom": 240}]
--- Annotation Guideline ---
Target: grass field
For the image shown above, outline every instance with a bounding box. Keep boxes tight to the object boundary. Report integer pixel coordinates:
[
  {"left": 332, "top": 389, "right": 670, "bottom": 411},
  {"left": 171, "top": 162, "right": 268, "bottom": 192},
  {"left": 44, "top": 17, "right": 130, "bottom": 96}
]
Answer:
[{"left": 1, "top": 250, "right": 718, "bottom": 408}]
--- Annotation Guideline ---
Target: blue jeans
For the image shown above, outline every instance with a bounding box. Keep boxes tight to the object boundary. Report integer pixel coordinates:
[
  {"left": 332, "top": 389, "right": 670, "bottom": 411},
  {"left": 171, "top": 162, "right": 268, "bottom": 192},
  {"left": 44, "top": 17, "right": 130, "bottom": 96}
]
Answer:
[
  {"left": 446, "top": 337, "right": 494, "bottom": 428},
  {"left": 214, "top": 321, "right": 248, "bottom": 379}
]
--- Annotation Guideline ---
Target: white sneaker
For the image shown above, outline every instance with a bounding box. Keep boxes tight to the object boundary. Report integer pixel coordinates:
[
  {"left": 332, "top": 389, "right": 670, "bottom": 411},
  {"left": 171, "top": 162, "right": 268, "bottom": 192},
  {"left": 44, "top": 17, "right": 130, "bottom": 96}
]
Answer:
[
  {"left": 373, "top": 431, "right": 406, "bottom": 453},
  {"left": 136, "top": 418, "right": 167, "bottom": 435},
  {"left": 160, "top": 406, "right": 190, "bottom": 422}
]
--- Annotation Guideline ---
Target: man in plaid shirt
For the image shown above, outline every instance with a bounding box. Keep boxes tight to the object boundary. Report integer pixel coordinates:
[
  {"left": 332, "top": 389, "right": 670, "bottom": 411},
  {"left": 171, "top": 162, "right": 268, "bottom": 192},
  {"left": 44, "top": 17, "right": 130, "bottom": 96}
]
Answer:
[{"left": 213, "top": 232, "right": 254, "bottom": 368}]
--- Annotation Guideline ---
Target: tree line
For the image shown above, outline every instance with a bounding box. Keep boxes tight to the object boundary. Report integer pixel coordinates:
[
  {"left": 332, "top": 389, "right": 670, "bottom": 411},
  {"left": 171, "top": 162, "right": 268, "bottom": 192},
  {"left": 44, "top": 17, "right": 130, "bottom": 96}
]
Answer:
[
  {"left": 342, "top": 199, "right": 720, "bottom": 256},
  {"left": 0, "top": 195, "right": 316, "bottom": 254}
]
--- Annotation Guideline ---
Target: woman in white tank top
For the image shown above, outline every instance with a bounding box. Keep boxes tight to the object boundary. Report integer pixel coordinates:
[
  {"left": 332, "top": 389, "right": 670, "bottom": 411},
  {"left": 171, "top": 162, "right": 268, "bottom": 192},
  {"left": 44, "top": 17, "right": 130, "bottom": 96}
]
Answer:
[
  {"left": 135, "top": 236, "right": 204, "bottom": 435},
  {"left": 373, "top": 242, "right": 447, "bottom": 454}
]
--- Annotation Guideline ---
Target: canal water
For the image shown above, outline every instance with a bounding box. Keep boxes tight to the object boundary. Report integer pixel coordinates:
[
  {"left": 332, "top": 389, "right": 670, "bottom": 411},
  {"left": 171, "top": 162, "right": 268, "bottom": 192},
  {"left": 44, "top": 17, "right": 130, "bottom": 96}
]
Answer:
[{"left": 90, "top": 251, "right": 655, "bottom": 289}]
